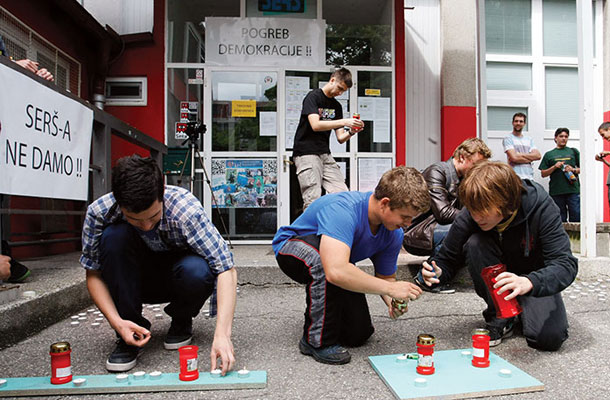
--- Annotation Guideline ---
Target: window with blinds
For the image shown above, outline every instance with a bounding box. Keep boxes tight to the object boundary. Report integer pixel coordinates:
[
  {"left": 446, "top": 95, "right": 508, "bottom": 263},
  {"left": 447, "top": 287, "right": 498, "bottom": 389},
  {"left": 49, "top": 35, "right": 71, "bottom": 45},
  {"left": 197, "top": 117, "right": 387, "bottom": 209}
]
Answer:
[
  {"left": 545, "top": 67, "right": 578, "bottom": 130},
  {"left": 486, "top": 62, "right": 532, "bottom": 90},
  {"left": 485, "top": 0, "right": 532, "bottom": 55},
  {"left": 543, "top": 0, "right": 577, "bottom": 57},
  {"left": 487, "top": 107, "right": 529, "bottom": 132}
]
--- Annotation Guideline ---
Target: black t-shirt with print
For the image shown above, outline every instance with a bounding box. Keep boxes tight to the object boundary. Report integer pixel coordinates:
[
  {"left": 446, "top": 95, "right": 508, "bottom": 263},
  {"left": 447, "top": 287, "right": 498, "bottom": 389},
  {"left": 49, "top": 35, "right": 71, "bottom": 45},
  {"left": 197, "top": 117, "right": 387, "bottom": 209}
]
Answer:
[{"left": 292, "top": 88, "right": 343, "bottom": 157}]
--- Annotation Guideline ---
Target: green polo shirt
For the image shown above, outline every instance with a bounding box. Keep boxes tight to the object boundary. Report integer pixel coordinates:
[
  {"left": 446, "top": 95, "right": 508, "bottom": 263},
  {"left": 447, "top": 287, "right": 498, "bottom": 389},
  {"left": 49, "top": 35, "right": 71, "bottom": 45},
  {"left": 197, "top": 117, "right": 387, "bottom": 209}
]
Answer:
[{"left": 539, "top": 147, "right": 580, "bottom": 196}]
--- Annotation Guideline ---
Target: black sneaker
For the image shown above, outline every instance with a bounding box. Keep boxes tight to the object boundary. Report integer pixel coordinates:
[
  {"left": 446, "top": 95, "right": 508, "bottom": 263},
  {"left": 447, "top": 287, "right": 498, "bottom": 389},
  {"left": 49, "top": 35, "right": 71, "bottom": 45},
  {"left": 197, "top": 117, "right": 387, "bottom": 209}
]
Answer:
[
  {"left": 298, "top": 337, "right": 351, "bottom": 365},
  {"left": 488, "top": 320, "right": 515, "bottom": 347},
  {"left": 7, "top": 260, "right": 30, "bottom": 283},
  {"left": 414, "top": 274, "right": 456, "bottom": 294},
  {"left": 164, "top": 318, "right": 193, "bottom": 350},
  {"left": 106, "top": 339, "right": 141, "bottom": 372}
]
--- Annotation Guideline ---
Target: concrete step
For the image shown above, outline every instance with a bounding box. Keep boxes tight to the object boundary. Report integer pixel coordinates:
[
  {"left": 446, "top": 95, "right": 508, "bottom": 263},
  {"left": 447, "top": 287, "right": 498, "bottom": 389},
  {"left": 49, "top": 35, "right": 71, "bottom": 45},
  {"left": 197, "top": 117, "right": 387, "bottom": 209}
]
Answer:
[
  {"left": 564, "top": 222, "right": 610, "bottom": 257},
  {"left": 1, "top": 246, "right": 606, "bottom": 349},
  {"left": 0, "top": 253, "right": 89, "bottom": 349}
]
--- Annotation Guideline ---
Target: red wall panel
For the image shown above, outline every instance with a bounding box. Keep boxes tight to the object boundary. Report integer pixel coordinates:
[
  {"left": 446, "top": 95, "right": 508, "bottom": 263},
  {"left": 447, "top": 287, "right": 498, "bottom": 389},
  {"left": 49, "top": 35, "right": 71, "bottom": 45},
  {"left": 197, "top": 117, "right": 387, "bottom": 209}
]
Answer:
[
  {"left": 595, "top": 111, "right": 610, "bottom": 222},
  {"left": 104, "top": 0, "right": 165, "bottom": 165},
  {"left": 440, "top": 106, "right": 477, "bottom": 160},
  {"left": 394, "top": 0, "right": 406, "bottom": 166}
]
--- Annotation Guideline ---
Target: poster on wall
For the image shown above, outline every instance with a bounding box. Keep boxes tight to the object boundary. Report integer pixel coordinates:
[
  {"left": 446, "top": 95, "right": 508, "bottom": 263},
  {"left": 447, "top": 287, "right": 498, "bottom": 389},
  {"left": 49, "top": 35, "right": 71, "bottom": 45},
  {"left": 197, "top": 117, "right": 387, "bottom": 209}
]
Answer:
[
  {"left": 285, "top": 76, "right": 310, "bottom": 149},
  {"left": 259, "top": 111, "right": 277, "bottom": 136},
  {"left": 357, "top": 97, "right": 391, "bottom": 143},
  {"left": 358, "top": 158, "right": 393, "bottom": 192},
  {"left": 211, "top": 159, "right": 277, "bottom": 208},
  {"left": 206, "top": 17, "right": 325, "bottom": 67}
]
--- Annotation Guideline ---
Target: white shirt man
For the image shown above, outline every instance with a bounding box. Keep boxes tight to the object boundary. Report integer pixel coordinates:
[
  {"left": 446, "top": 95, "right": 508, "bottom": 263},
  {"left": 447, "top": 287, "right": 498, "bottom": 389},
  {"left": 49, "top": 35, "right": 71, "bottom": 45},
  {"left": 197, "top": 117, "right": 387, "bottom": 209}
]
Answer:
[{"left": 502, "top": 113, "right": 541, "bottom": 180}]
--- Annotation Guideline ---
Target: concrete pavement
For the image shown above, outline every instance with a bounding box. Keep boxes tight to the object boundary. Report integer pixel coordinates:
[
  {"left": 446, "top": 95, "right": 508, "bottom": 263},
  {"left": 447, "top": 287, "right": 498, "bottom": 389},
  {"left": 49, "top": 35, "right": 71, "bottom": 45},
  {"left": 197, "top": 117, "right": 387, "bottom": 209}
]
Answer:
[
  {"left": 1, "top": 281, "right": 610, "bottom": 399},
  {"left": 0, "top": 246, "right": 609, "bottom": 399}
]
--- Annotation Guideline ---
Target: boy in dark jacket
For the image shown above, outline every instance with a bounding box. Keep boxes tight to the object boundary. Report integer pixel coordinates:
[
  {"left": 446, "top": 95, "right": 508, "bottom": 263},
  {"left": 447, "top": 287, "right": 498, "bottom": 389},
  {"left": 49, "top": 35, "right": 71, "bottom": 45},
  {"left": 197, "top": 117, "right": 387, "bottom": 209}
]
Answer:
[
  {"left": 405, "top": 138, "right": 491, "bottom": 293},
  {"left": 419, "top": 161, "right": 577, "bottom": 351}
]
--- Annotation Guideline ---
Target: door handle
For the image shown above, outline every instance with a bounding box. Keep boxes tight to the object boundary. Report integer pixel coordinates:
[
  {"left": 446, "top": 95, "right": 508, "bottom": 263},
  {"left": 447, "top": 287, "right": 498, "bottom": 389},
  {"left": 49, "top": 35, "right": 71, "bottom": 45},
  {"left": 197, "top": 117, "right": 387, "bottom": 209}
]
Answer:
[{"left": 283, "top": 155, "right": 293, "bottom": 173}]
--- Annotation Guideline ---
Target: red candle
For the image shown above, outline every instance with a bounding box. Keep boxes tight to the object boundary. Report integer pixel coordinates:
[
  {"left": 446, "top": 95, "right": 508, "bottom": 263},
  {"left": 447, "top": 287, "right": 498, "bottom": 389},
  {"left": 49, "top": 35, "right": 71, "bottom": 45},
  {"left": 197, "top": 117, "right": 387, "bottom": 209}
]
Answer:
[
  {"left": 50, "top": 342, "right": 72, "bottom": 385},
  {"left": 471, "top": 328, "right": 490, "bottom": 368},
  {"left": 416, "top": 334, "right": 435, "bottom": 375},
  {"left": 178, "top": 345, "right": 199, "bottom": 381}
]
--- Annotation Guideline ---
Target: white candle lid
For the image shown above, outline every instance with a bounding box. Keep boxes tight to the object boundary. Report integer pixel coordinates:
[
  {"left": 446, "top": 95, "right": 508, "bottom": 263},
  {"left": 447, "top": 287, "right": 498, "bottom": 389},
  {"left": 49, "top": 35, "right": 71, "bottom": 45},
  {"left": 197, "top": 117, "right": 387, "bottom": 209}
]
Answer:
[{"left": 73, "top": 378, "right": 86, "bottom": 386}]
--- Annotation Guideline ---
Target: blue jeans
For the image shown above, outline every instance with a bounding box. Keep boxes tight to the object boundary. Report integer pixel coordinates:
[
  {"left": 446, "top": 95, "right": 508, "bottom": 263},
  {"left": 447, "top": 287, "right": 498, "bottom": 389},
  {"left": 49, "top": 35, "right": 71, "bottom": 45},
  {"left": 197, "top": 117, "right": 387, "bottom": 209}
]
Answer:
[
  {"left": 415, "top": 223, "right": 452, "bottom": 285},
  {"left": 99, "top": 222, "right": 215, "bottom": 330},
  {"left": 551, "top": 193, "right": 580, "bottom": 222},
  {"left": 432, "top": 223, "right": 452, "bottom": 257}
]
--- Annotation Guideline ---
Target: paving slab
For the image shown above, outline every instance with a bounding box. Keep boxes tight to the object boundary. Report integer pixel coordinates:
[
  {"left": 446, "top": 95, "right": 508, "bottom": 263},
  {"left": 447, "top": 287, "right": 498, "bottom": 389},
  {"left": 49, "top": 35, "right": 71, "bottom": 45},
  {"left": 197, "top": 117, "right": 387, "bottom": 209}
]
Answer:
[
  {"left": 0, "top": 281, "right": 609, "bottom": 399},
  {"left": 1, "top": 245, "right": 606, "bottom": 355}
]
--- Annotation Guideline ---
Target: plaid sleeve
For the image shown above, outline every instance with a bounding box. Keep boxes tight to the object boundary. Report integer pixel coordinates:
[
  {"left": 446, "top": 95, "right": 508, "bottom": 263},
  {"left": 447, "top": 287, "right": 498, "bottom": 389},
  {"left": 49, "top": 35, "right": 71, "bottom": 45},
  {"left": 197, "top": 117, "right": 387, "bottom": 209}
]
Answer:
[
  {"left": 79, "top": 203, "right": 106, "bottom": 270},
  {"left": 80, "top": 194, "right": 116, "bottom": 270},
  {"left": 182, "top": 209, "right": 234, "bottom": 275}
]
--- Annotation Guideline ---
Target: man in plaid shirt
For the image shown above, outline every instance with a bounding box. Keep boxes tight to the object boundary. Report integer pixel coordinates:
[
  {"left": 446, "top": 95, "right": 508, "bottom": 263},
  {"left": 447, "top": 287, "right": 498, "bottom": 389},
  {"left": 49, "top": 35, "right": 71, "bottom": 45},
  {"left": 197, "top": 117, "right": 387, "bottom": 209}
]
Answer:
[{"left": 81, "top": 155, "right": 236, "bottom": 373}]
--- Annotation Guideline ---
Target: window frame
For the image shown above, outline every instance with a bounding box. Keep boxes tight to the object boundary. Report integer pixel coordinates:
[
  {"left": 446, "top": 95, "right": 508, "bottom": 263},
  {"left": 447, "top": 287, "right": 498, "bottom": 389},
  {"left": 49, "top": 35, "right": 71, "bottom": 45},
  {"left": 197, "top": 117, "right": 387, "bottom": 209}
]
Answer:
[{"left": 105, "top": 77, "right": 148, "bottom": 106}]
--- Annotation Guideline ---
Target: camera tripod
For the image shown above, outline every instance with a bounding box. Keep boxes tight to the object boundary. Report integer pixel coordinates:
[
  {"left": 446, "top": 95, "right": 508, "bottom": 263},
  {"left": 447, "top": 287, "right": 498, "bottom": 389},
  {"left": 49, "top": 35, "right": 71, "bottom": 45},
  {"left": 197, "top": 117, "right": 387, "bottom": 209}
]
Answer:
[{"left": 177, "top": 128, "right": 233, "bottom": 249}]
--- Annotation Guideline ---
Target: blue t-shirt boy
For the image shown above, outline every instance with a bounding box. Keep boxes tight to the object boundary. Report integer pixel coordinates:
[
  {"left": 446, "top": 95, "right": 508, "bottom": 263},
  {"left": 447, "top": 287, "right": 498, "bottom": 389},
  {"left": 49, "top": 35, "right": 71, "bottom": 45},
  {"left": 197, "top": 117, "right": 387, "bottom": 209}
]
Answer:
[{"left": 272, "top": 191, "right": 403, "bottom": 276}]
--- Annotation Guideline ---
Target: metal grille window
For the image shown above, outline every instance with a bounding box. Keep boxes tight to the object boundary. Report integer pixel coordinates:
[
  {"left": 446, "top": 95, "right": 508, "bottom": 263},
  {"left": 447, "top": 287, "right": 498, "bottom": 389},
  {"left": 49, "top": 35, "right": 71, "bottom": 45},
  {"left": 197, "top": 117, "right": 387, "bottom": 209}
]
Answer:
[
  {"left": 0, "top": 6, "right": 81, "bottom": 95},
  {"left": 2, "top": 35, "right": 27, "bottom": 60}
]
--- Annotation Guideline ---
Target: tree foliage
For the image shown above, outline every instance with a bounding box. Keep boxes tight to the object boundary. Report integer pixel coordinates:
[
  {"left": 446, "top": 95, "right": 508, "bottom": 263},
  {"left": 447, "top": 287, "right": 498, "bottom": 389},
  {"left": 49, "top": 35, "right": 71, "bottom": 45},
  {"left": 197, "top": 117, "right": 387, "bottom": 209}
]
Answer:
[{"left": 326, "top": 24, "right": 392, "bottom": 66}]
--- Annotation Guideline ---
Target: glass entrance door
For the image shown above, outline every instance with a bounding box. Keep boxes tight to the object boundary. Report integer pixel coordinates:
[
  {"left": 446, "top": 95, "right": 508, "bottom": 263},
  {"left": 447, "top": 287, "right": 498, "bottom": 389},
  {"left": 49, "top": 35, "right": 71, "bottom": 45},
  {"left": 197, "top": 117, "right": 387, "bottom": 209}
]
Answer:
[
  {"left": 165, "top": 67, "right": 205, "bottom": 200},
  {"left": 283, "top": 70, "right": 352, "bottom": 221},
  {"left": 283, "top": 68, "right": 393, "bottom": 223},
  {"left": 353, "top": 70, "right": 394, "bottom": 192},
  {"left": 203, "top": 69, "right": 279, "bottom": 241}
]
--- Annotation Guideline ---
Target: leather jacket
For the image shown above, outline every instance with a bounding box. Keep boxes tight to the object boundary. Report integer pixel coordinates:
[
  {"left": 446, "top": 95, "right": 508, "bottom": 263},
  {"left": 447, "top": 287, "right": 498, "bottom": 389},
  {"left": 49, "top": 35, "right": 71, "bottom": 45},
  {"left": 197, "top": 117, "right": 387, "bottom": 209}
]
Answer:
[{"left": 422, "top": 158, "right": 461, "bottom": 225}]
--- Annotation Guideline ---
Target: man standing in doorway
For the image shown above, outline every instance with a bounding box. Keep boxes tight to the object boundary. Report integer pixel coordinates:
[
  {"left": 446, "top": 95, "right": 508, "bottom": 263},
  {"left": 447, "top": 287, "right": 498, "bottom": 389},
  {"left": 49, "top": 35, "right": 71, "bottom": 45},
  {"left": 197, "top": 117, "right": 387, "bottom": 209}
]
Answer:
[
  {"left": 503, "top": 113, "right": 541, "bottom": 180},
  {"left": 293, "top": 67, "right": 364, "bottom": 210}
]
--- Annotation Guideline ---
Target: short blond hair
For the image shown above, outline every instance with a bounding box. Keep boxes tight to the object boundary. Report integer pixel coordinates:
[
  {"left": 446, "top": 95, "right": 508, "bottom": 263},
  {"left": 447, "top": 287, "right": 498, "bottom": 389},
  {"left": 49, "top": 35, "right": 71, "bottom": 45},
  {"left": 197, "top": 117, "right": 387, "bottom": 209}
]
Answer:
[
  {"left": 453, "top": 137, "right": 492, "bottom": 160},
  {"left": 459, "top": 161, "right": 524, "bottom": 217},
  {"left": 374, "top": 166, "right": 430, "bottom": 213}
]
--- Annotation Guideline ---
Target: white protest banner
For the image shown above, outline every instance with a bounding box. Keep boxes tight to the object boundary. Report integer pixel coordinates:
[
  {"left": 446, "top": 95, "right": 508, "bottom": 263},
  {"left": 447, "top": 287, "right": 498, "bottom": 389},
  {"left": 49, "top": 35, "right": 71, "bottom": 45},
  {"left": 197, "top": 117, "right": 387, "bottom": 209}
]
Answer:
[
  {"left": 0, "top": 63, "right": 93, "bottom": 201},
  {"left": 205, "top": 17, "right": 325, "bottom": 67}
]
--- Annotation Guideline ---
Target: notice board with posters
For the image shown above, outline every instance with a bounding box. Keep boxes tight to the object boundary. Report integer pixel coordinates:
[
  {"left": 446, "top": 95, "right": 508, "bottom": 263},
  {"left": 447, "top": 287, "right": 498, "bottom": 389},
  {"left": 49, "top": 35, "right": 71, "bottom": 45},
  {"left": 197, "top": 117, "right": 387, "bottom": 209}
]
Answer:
[{"left": 211, "top": 159, "right": 278, "bottom": 208}]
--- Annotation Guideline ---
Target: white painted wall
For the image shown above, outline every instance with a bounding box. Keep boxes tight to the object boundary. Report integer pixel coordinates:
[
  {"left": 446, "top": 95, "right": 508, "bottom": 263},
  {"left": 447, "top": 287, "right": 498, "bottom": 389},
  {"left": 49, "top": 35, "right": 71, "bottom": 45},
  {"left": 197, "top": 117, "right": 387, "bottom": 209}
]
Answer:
[
  {"left": 81, "top": 0, "right": 153, "bottom": 35},
  {"left": 404, "top": 0, "right": 441, "bottom": 170}
]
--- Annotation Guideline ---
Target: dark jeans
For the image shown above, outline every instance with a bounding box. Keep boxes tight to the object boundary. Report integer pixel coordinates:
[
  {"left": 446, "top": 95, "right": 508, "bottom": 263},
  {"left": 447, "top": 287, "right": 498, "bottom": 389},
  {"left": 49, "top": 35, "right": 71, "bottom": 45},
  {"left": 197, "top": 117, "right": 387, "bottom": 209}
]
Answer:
[
  {"left": 551, "top": 193, "right": 580, "bottom": 222},
  {"left": 275, "top": 234, "right": 374, "bottom": 348},
  {"left": 463, "top": 232, "right": 568, "bottom": 351},
  {"left": 99, "top": 222, "right": 215, "bottom": 330}
]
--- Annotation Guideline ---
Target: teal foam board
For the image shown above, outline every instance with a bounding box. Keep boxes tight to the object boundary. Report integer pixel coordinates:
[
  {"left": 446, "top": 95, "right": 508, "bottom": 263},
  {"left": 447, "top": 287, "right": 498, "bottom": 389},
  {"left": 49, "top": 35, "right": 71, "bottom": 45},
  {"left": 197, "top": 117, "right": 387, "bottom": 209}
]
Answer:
[
  {"left": 369, "top": 350, "right": 543, "bottom": 400},
  {"left": 0, "top": 370, "right": 267, "bottom": 397}
]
